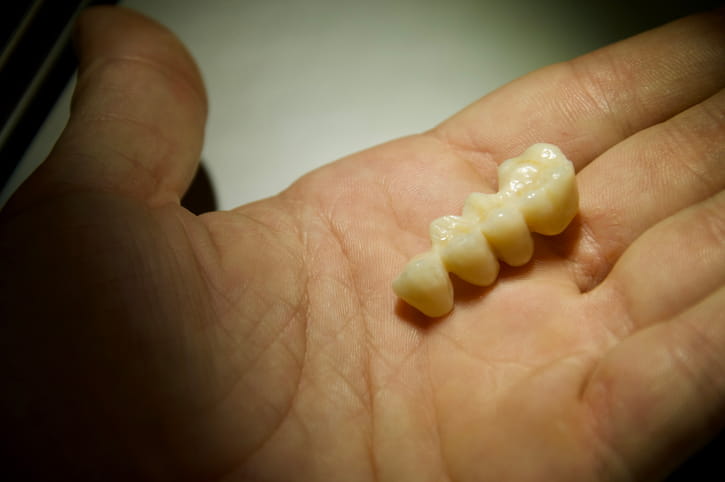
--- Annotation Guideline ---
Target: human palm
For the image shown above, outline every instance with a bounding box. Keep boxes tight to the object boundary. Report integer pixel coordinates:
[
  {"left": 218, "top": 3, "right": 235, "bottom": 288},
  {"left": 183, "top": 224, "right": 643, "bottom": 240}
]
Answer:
[{"left": 2, "top": 6, "right": 723, "bottom": 482}]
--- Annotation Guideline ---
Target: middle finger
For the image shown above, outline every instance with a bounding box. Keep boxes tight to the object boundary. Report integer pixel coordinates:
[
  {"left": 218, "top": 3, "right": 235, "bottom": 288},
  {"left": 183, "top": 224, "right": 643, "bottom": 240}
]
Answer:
[{"left": 566, "top": 88, "right": 725, "bottom": 291}]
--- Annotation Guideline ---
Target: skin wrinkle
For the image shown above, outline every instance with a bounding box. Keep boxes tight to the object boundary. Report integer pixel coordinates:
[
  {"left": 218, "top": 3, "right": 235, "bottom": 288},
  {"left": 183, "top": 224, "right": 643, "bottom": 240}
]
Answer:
[
  {"left": 668, "top": 316, "right": 725, "bottom": 417},
  {"left": 322, "top": 204, "right": 375, "bottom": 317},
  {"left": 567, "top": 51, "right": 636, "bottom": 142},
  {"left": 210, "top": 212, "right": 307, "bottom": 341},
  {"left": 564, "top": 14, "right": 722, "bottom": 147},
  {"left": 647, "top": 212, "right": 725, "bottom": 326},
  {"left": 578, "top": 380, "right": 637, "bottom": 482},
  {"left": 235, "top": 340, "right": 308, "bottom": 473},
  {"left": 151, "top": 207, "right": 217, "bottom": 332},
  {"left": 240, "top": 294, "right": 307, "bottom": 376},
  {"left": 110, "top": 131, "right": 178, "bottom": 205},
  {"left": 43, "top": 125, "right": 182, "bottom": 209},
  {"left": 227, "top": 334, "right": 306, "bottom": 471},
  {"left": 434, "top": 329, "right": 536, "bottom": 374},
  {"left": 291, "top": 203, "right": 382, "bottom": 480},
  {"left": 429, "top": 101, "right": 507, "bottom": 170},
  {"left": 203, "top": 303, "right": 303, "bottom": 424},
  {"left": 306, "top": 277, "right": 362, "bottom": 352},
  {"left": 315, "top": 340, "right": 371, "bottom": 412},
  {"left": 649, "top": 93, "right": 725, "bottom": 192},
  {"left": 599, "top": 266, "right": 640, "bottom": 342},
  {"left": 208, "top": 275, "right": 289, "bottom": 365},
  {"left": 74, "top": 54, "right": 207, "bottom": 116},
  {"left": 577, "top": 332, "right": 664, "bottom": 480},
  {"left": 230, "top": 351, "right": 319, "bottom": 482},
  {"left": 567, "top": 98, "right": 724, "bottom": 303},
  {"left": 366, "top": 429, "right": 380, "bottom": 482},
  {"left": 582, "top": 290, "right": 634, "bottom": 348},
  {"left": 380, "top": 178, "right": 419, "bottom": 253},
  {"left": 285, "top": 375, "right": 374, "bottom": 479},
  {"left": 606, "top": 193, "right": 725, "bottom": 334},
  {"left": 74, "top": 56, "right": 203, "bottom": 130},
  {"left": 368, "top": 345, "right": 435, "bottom": 481},
  {"left": 65, "top": 55, "right": 206, "bottom": 204},
  {"left": 424, "top": 130, "right": 497, "bottom": 188},
  {"left": 566, "top": 215, "right": 613, "bottom": 292},
  {"left": 647, "top": 328, "right": 723, "bottom": 478},
  {"left": 185, "top": 216, "right": 257, "bottom": 339},
  {"left": 524, "top": 353, "right": 636, "bottom": 482},
  {"left": 674, "top": 92, "right": 725, "bottom": 192},
  {"left": 183, "top": 208, "right": 311, "bottom": 476},
  {"left": 384, "top": 333, "right": 429, "bottom": 382},
  {"left": 699, "top": 193, "right": 725, "bottom": 252},
  {"left": 319, "top": 208, "right": 378, "bottom": 458},
  {"left": 316, "top": 197, "right": 460, "bottom": 481},
  {"left": 425, "top": 349, "right": 455, "bottom": 482},
  {"left": 228, "top": 207, "right": 303, "bottom": 244}
]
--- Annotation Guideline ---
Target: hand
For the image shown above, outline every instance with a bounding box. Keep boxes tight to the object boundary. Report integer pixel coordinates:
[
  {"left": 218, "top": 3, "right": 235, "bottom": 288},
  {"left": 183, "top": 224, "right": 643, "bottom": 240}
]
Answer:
[{"left": 1, "top": 6, "right": 723, "bottom": 481}]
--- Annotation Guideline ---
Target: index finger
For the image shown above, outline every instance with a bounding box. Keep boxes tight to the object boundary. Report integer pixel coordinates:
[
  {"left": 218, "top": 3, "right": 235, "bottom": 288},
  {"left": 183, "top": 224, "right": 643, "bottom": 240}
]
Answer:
[{"left": 431, "top": 8, "right": 725, "bottom": 171}]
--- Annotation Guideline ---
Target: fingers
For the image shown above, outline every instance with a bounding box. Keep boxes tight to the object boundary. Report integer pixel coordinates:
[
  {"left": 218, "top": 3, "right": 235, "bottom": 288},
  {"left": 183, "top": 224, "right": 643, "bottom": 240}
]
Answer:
[
  {"left": 8, "top": 6, "right": 207, "bottom": 211},
  {"left": 432, "top": 9, "right": 725, "bottom": 172},
  {"left": 594, "top": 189, "right": 725, "bottom": 333},
  {"left": 582, "top": 285, "right": 725, "bottom": 480},
  {"left": 568, "top": 88, "right": 725, "bottom": 289}
]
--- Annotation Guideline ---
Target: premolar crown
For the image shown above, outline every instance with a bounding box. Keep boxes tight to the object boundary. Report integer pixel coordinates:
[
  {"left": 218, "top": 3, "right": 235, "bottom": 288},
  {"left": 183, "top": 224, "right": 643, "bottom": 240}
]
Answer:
[{"left": 393, "top": 143, "right": 578, "bottom": 317}]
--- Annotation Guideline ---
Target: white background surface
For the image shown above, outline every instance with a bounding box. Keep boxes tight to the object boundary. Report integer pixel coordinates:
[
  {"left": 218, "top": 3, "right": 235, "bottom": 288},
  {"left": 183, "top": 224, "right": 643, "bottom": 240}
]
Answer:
[{"left": 1, "top": 0, "right": 700, "bottom": 209}]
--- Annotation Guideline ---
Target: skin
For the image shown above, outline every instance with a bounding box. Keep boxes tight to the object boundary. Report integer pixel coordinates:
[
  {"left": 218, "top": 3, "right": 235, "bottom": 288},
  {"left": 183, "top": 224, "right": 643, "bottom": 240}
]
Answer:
[{"left": 1, "top": 6, "right": 723, "bottom": 481}]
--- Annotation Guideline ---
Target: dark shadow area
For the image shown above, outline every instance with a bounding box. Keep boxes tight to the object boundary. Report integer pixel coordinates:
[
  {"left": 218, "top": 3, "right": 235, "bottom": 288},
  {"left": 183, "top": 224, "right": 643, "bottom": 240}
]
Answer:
[
  {"left": 181, "top": 163, "right": 217, "bottom": 214},
  {"left": 394, "top": 298, "right": 450, "bottom": 330},
  {"left": 666, "top": 429, "right": 725, "bottom": 481},
  {"left": 450, "top": 273, "right": 491, "bottom": 303},
  {"left": 394, "top": 274, "right": 494, "bottom": 329},
  {"left": 517, "top": 0, "right": 725, "bottom": 48},
  {"left": 0, "top": 0, "right": 119, "bottom": 194}
]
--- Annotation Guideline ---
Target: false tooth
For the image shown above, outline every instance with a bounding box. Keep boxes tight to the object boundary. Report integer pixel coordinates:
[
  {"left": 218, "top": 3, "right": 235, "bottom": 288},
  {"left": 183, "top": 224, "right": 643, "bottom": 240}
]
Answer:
[
  {"left": 478, "top": 207, "right": 533, "bottom": 267},
  {"left": 392, "top": 251, "right": 453, "bottom": 317},
  {"left": 392, "top": 143, "right": 578, "bottom": 317},
  {"left": 430, "top": 216, "right": 499, "bottom": 286},
  {"left": 498, "top": 143, "right": 578, "bottom": 235}
]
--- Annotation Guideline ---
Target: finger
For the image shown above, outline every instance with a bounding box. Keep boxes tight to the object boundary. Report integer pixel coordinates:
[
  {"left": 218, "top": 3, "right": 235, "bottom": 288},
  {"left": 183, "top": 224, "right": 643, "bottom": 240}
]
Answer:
[
  {"left": 593, "top": 189, "right": 725, "bottom": 334},
  {"left": 8, "top": 6, "right": 207, "bottom": 211},
  {"left": 567, "top": 88, "right": 725, "bottom": 289},
  {"left": 582, "top": 284, "right": 725, "bottom": 480},
  {"left": 431, "top": 9, "right": 725, "bottom": 172}
]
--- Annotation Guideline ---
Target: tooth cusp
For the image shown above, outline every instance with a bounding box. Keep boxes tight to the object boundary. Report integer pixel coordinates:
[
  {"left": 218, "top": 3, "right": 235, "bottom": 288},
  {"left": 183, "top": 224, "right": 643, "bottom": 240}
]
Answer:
[{"left": 392, "top": 143, "right": 578, "bottom": 317}]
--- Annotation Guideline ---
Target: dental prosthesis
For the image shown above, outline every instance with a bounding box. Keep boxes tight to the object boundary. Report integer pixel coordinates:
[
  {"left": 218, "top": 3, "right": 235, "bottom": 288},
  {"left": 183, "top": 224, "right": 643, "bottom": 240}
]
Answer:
[{"left": 392, "top": 143, "right": 578, "bottom": 317}]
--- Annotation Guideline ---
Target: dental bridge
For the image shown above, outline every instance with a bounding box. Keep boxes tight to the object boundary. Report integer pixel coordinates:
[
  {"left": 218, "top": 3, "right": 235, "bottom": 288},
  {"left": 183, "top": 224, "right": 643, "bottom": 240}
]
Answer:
[{"left": 393, "top": 143, "right": 579, "bottom": 317}]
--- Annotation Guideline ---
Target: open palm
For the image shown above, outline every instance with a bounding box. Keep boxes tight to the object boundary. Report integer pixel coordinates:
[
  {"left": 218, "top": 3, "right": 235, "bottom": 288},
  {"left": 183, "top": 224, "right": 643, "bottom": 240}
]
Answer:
[{"left": 2, "top": 7, "right": 723, "bottom": 482}]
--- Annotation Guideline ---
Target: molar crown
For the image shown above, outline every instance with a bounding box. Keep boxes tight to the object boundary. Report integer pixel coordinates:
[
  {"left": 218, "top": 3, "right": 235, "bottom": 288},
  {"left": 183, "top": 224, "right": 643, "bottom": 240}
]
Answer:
[{"left": 392, "top": 143, "right": 578, "bottom": 317}]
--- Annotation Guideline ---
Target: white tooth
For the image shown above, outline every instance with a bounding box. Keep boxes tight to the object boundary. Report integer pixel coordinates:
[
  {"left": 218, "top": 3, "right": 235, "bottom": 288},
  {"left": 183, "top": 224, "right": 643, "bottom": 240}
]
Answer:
[
  {"left": 392, "top": 143, "right": 578, "bottom": 317},
  {"left": 392, "top": 251, "right": 453, "bottom": 317},
  {"left": 498, "top": 143, "right": 578, "bottom": 235},
  {"left": 429, "top": 215, "right": 468, "bottom": 243},
  {"left": 430, "top": 216, "right": 499, "bottom": 286},
  {"left": 479, "top": 206, "right": 533, "bottom": 267},
  {"left": 462, "top": 192, "right": 503, "bottom": 221}
]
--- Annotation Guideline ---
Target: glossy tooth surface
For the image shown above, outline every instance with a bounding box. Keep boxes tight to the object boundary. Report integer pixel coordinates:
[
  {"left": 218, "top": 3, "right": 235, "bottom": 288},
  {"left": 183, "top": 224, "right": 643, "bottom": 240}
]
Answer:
[
  {"left": 392, "top": 251, "right": 453, "bottom": 318},
  {"left": 392, "top": 143, "right": 578, "bottom": 317}
]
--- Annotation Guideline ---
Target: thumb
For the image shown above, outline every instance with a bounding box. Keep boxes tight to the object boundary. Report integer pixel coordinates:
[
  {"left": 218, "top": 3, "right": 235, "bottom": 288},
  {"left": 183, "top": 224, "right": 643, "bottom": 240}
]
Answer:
[{"left": 7, "top": 6, "right": 207, "bottom": 212}]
